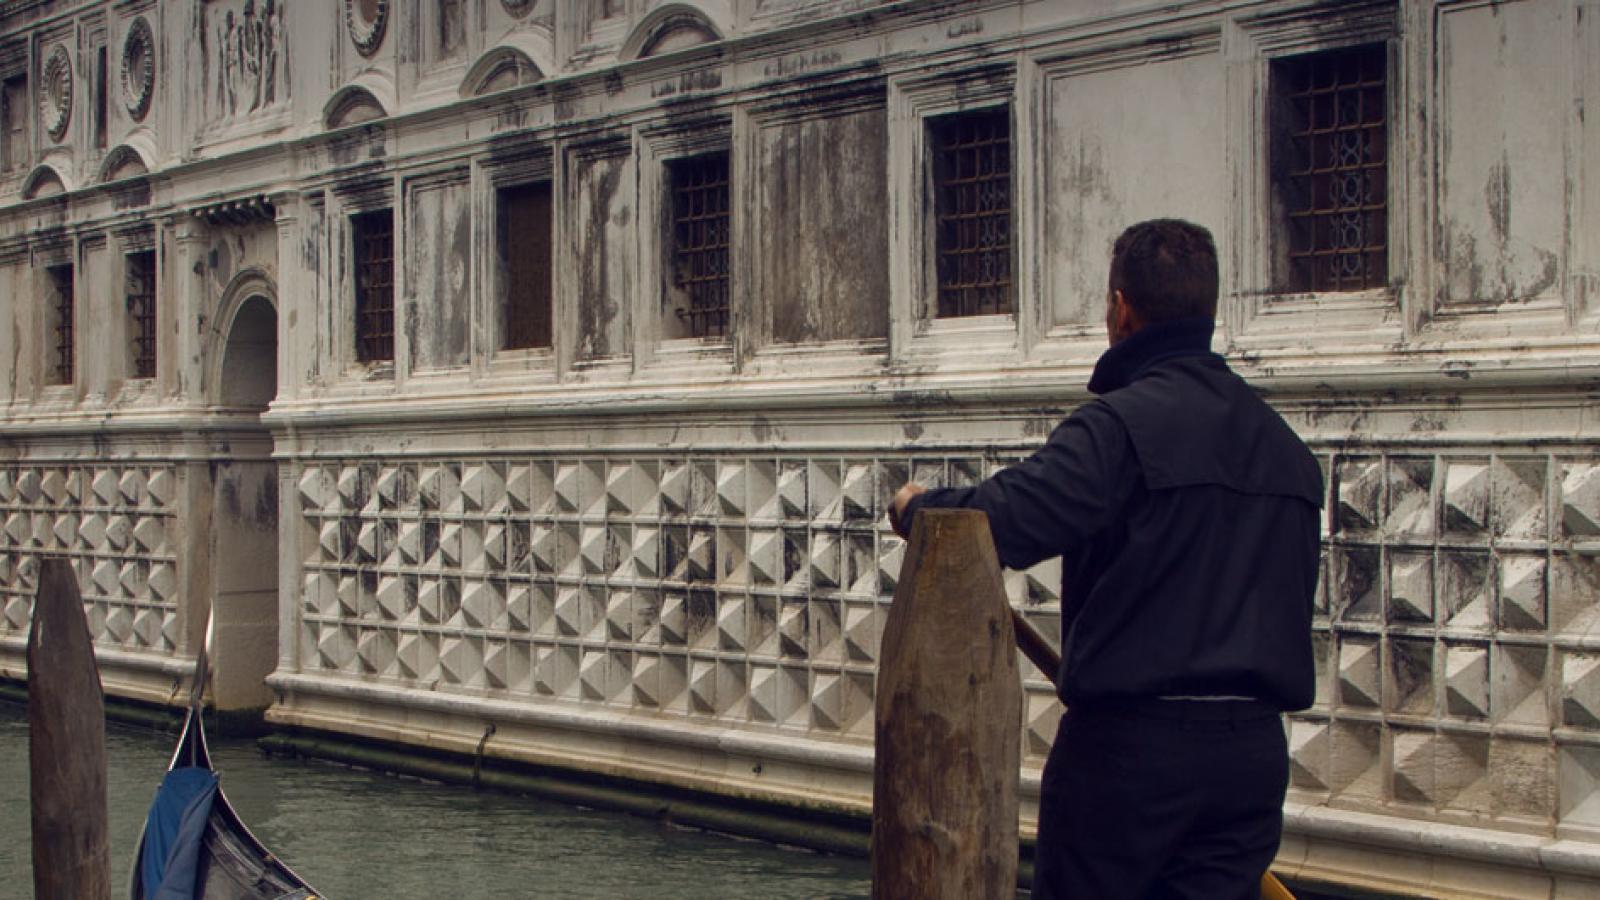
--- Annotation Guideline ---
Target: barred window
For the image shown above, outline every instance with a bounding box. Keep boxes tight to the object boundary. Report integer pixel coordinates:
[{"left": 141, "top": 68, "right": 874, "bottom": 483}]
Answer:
[
  {"left": 47, "top": 264, "right": 74, "bottom": 386},
  {"left": 665, "top": 151, "right": 730, "bottom": 340},
  {"left": 930, "top": 106, "right": 1013, "bottom": 318},
  {"left": 1272, "top": 43, "right": 1388, "bottom": 293},
  {"left": 126, "top": 250, "right": 157, "bottom": 379},
  {"left": 497, "top": 181, "right": 554, "bottom": 350},
  {"left": 352, "top": 209, "right": 395, "bottom": 363}
]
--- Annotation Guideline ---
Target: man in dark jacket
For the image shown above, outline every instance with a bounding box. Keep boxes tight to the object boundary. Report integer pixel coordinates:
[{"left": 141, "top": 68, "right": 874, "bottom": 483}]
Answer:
[{"left": 891, "top": 219, "right": 1321, "bottom": 900}]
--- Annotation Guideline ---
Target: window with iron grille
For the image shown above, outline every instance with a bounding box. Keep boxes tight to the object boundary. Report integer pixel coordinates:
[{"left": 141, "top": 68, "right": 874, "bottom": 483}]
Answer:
[
  {"left": 665, "top": 151, "right": 730, "bottom": 340},
  {"left": 497, "top": 181, "right": 553, "bottom": 350},
  {"left": 929, "top": 106, "right": 1013, "bottom": 318},
  {"left": 352, "top": 209, "right": 395, "bottom": 363},
  {"left": 1271, "top": 43, "right": 1388, "bottom": 293},
  {"left": 126, "top": 250, "right": 157, "bottom": 379},
  {"left": 46, "top": 264, "right": 74, "bottom": 385}
]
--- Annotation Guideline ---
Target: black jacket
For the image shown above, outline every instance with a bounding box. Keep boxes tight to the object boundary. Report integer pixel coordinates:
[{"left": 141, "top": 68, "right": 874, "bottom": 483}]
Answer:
[{"left": 901, "top": 317, "right": 1322, "bottom": 711}]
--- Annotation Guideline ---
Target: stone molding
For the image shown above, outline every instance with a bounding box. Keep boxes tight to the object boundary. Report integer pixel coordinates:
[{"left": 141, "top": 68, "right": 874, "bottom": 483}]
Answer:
[{"left": 119, "top": 14, "right": 154, "bottom": 122}]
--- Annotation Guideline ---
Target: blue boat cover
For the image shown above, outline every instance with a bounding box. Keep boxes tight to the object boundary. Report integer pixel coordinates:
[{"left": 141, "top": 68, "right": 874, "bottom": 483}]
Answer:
[{"left": 139, "top": 766, "right": 219, "bottom": 900}]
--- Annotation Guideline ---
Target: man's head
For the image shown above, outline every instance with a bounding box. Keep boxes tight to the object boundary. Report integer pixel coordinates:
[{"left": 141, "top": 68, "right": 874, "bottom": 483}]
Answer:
[{"left": 1105, "top": 219, "right": 1218, "bottom": 345}]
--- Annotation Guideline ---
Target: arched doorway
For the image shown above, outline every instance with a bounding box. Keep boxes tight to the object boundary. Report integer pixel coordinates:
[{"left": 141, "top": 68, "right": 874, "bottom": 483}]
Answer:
[
  {"left": 208, "top": 290, "right": 280, "bottom": 711},
  {"left": 220, "top": 295, "right": 278, "bottom": 409}
]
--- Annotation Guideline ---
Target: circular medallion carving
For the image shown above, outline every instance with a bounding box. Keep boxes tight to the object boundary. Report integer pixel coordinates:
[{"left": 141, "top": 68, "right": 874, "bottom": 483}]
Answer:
[
  {"left": 121, "top": 16, "right": 155, "bottom": 122},
  {"left": 500, "top": 0, "right": 535, "bottom": 16},
  {"left": 345, "top": 0, "right": 390, "bottom": 57},
  {"left": 39, "top": 45, "right": 73, "bottom": 143}
]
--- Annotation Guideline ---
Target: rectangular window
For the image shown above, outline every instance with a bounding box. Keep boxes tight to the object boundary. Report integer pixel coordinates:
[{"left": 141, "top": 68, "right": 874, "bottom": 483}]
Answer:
[
  {"left": 665, "top": 151, "right": 730, "bottom": 340},
  {"left": 94, "top": 45, "right": 108, "bottom": 150},
  {"left": 929, "top": 107, "right": 1013, "bottom": 318},
  {"left": 497, "top": 181, "right": 554, "bottom": 350},
  {"left": 126, "top": 250, "right": 157, "bottom": 379},
  {"left": 1, "top": 75, "right": 27, "bottom": 173},
  {"left": 47, "top": 264, "right": 74, "bottom": 385},
  {"left": 352, "top": 209, "right": 395, "bottom": 363},
  {"left": 1271, "top": 43, "right": 1388, "bottom": 293}
]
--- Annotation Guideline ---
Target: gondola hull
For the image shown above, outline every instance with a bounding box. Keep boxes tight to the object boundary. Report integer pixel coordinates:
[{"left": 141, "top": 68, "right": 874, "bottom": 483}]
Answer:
[{"left": 129, "top": 620, "right": 321, "bottom": 900}]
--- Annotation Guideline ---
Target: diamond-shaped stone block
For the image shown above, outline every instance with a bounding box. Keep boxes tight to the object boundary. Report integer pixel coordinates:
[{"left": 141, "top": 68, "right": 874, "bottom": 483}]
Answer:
[
  {"left": 358, "top": 628, "right": 398, "bottom": 675},
  {"left": 1564, "top": 652, "right": 1600, "bottom": 728},
  {"left": 1389, "top": 553, "right": 1434, "bottom": 622},
  {"left": 1444, "top": 643, "right": 1490, "bottom": 718},
  {"left": 147, "top": 469, "right": 175, "bottom": 508},
  {"left": 298, "top": 467, "right": 334, "bottom": 512},
  {"left": 398, "top": 631, "right": 441, "bottom": 681},
  {"left": 440, "top": 635, "right": 485, "bottom": 686},
  {"left": 1563, "top": 464, "right": 1600, "bottom": 536},
  {"left": 1338, "top": 637, "right": 1381, "bottom": 707},
  {"left": 40, "top": 469, "right": 67, "bottom": 505},
  {"left": 717, "top": 595, "right": 746, "bottom": 651},
  {"left": 1442, "top": 461, "right": 1490, "bottom": 534},
  {"left": 119, "top": 469, "right": 146, "bottom": 504},
  {"left": 419, "top": 465, "right": 461, "bottom": 513},
  {"left": 460, "top": 464, "right": 505, "bottom": 512},
  {"left": 717, "top": 461, "right": 746, "bottom": 517},
  {"left": 1500, "top": 556, "right": 1547, "bottom": 631},
  {"left": 1492, "top": 458, "right": 1546, "bottom": 538},
  {"left": 1387, "top": 458, "right": 1434, "bottom": 535},
  {"left": 659, "top": 593, "right": 687, "bottom": 645},
  {"left": 1336, "top": 458, "right": 1382, "bottom": 532}
]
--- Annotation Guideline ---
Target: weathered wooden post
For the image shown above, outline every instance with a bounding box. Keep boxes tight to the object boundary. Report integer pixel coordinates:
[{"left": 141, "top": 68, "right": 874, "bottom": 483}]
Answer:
[
  {"left": 29, "top": 557, "right": 112, "bottom": 900},
  {"left": 872, "top": 509, "right": 1021, "bottom": 899}
]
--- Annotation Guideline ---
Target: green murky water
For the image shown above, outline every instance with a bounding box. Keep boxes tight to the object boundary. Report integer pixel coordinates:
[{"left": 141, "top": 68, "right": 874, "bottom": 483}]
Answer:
[{"left": 0, "top": 702, "right": 870, "bottom": 899}]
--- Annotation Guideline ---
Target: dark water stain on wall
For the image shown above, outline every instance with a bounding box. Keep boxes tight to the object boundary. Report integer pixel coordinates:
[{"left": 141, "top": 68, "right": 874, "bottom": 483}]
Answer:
[
  {"left": 577, "top": 152, "right": 627, "bottom": 359},
  {"left": 765, "top": 101, "right": 889, "bottom": 344}
]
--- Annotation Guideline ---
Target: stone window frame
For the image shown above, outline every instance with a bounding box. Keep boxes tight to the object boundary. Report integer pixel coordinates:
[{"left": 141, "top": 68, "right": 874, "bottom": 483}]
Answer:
[
  {"left": 887, "top": 62, "right": 1033, "bottom": 365},
  {"left": 115, "top": 225, "right": 159, "bottom": 386},
  {"left": 556, "top": 135, "right": 635, "bottom": 375},
  {"left": 33, "top": 238, "right": 77, "bottom": 395},
  {"left": 635, "top": 113, "right": 738, "bottom": 370},
  {"left": 736, "top": 79, "right": 892, "bottom": 375},
  {"left": 475, "top": 142, "right": 559, "bottom": 380},
  {"left": 330, "top": 179, "right": 399, "bottom": 380},
  {"left": 0, "top": 44, "right": 29, "bottom": 183},
  {"left": 1420, "top": 0, "right": 1595, "bottom": 336},
  {"left": 412, "top": 0, "right": 478, "bottom": 95},
  {"left": 1224, "top": 1, "right": 1409, "bottom": 345}
]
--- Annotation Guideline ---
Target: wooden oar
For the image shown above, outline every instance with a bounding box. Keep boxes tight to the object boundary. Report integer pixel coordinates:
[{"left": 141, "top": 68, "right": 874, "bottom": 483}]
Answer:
[
  {"left": 1008, "top": 610, "right": 1295, "bottom": 900},
  {"left": 29, "top": 557, "right": 112, "bottom": 900}
]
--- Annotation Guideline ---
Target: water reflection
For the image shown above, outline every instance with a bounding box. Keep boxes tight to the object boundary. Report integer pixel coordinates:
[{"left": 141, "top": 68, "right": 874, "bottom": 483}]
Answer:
[{"left": 0, "top": 703, "right": 870, "bottom": 899}]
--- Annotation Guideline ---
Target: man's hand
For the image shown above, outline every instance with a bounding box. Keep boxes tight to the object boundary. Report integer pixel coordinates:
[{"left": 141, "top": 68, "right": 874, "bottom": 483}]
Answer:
[{"left": 889, "top": 482, "right": 927, "bottom": 538}]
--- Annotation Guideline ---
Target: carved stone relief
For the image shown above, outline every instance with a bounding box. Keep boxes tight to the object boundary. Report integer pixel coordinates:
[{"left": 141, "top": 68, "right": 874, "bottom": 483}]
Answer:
[
  {"left": 500, "top": 0, "right": 535, "bottom": 16},
  {"left": 39, "top": 45, "right": 72, "bottom": 143},
  {"left": 120, "top": 16, "right": 154, "bottom": 122},
  {"left": 345, "top": 0, "right": 390, "bottom": 57},
  {"left": 205, "top": 0, "right": 288, "bottom": 126}
]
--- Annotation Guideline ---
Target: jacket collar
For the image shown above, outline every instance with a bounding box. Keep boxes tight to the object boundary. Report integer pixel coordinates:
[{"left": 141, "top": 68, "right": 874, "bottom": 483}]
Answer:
[{"left": 1087, "top": 316, "right": 1217, "bottom": 395}]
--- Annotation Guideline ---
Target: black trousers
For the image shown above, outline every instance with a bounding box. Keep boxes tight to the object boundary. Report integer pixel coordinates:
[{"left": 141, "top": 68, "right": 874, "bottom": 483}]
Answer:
[{"left": 1031, "top": 701, "right": 1289, "bottom": 900}]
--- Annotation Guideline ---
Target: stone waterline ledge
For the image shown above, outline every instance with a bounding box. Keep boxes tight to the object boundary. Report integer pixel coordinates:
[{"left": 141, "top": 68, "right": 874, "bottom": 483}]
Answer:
[{"left": 270, "top": 671, "right": 1600, "bottom": 900}]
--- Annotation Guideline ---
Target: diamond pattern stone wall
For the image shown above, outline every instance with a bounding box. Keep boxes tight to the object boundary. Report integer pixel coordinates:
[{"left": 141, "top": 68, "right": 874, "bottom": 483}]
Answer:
[
  {"left": 0, "top": 463, "right": 181, "bottom": 654},
  {"left": 290, "top": 446, "right": 1600, "bottom": 833},
  {"left": 293, "top": 454, "right": 1065, "bottom": 760},
  {"left": 1301, "top": 451, "right": 1600, "bottom": 833}
]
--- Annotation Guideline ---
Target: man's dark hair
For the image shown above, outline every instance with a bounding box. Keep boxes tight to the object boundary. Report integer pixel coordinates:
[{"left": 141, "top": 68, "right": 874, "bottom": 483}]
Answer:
[{"left": 1108, "top": 219, "right": 1219, "bottom": 322}]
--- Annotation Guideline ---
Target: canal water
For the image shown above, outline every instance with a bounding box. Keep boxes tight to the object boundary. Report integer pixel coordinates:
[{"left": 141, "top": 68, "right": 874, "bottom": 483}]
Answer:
[{"left": 0, "top": 701, "right": 870, "bottom": 899}]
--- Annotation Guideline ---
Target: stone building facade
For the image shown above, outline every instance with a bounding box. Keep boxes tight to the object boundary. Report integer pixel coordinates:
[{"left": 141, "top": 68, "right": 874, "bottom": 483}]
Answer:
[{"left": 2, "top": 0, "right": 1599, "bottom": 895}]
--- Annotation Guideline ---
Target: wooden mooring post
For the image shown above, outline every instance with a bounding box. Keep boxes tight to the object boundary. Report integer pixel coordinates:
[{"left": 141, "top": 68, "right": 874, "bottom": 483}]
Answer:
[
  {"left": 872, "top": 509, "right": 1021, "bottom": 899},
  {"left": 28, "top": 557, "right": 112, "bottom": 900}
]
